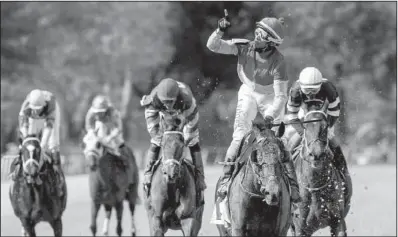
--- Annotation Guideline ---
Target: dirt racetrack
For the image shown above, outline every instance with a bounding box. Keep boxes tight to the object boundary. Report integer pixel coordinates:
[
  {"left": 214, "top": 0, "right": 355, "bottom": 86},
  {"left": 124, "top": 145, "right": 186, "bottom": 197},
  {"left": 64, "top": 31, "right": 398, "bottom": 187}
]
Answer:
[{"left": 1, "top": 165, "right": 396, "bottom": 236}]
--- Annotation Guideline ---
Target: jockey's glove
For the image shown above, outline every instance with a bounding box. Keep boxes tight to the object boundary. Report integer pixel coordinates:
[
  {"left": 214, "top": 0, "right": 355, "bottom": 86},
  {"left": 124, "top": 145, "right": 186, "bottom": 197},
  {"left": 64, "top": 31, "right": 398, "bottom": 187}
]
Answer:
[
  {"left": 101, "top": 136, "right": 112, "bottom": 144},
  {"left": 264, "top": 115, "right": 274, "bottom": 129},
  {"left": 218, "top": 9, "right": 231, "bottom": 32}
]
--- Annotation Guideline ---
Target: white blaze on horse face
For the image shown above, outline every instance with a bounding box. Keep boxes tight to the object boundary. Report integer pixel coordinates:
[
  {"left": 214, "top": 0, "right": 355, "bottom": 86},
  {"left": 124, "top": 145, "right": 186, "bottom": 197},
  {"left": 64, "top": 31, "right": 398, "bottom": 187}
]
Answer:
[
  {"left": 23, "top": 144, "right": 40, "bottom": 173},
  {"left": 27, "top": 144, "right": 35, "bottom": 159}
]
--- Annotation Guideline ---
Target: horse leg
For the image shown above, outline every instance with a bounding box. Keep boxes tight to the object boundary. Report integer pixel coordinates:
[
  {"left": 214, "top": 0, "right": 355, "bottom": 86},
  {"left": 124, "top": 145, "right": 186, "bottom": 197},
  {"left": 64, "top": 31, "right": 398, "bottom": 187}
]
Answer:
[
  {"left": 216, "top": 224, "right": 229, "bottom": 237},
  {"left": 330, "top": 216, "right": 347, "bottom": 237},
  {"left": 102, "top": 204, "right": 112, "bottom": 236},
  {"left": 180, "top": 217, "right": 198, "bottom": 236},
  {"left": 231, "top": 227, "right": 244, "bottom": 237},
  {"left": 115, "top": 201, "right": 124, "bottom": 237},
  {"left": 20, "top": 218, "right": 36, "bottom": 237},
  {"left": 128, "top": 199, "right": 137, "bottom": 236},
  {"left": 50, "top": 218, "right": 63, "bottom": 237},
  {"left": 90, "top": 202, "right": 100, "bottom": 237},
  {"left": 150, "top": 216, "right": 164, "bottom": 237}
]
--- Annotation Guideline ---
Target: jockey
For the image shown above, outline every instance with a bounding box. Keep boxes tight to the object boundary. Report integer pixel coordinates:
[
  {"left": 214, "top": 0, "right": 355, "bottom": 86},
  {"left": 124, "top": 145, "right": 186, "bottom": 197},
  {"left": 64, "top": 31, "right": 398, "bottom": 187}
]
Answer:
[
  {"left": 286, "top": 67, "right": 351, "bottom": 195},
  {"left": 84, "top": 95, "right": 134, "bottom": 185},
  {"left": 206, "top": 11, "right": 300, "bottom": 203},
  {"left": 140, "top": 78, "right": 206, "bottom": 203},
  {"left": 14, "top": 89, "right": 65, "bottom": 195}
]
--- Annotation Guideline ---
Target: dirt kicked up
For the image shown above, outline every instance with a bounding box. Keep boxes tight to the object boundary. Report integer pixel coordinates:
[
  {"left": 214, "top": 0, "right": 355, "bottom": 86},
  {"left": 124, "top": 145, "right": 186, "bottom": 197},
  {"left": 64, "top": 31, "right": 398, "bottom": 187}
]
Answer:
[{"left": 1, "top": 165, "right": 396, "bottom": 236}]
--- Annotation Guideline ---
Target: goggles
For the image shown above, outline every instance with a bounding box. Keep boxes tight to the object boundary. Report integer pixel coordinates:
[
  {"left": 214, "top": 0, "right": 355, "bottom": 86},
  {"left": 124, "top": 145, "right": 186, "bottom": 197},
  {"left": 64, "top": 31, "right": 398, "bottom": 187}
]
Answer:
[{"left": 301, "top": 86, "right": 321, "bottom": 95}]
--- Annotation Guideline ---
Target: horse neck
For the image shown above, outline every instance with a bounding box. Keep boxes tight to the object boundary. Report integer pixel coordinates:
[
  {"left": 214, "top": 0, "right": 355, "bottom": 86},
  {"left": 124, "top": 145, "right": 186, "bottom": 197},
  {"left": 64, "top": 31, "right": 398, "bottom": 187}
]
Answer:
[{"left": 241, "top": 158, "right": 262, "bottom": 193}]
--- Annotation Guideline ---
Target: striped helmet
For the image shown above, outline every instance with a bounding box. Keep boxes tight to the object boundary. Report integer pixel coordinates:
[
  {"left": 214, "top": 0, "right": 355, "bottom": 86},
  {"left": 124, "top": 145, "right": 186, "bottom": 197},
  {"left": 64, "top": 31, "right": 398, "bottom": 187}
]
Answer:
[
  {"left": 157, "top": 78, "right": 179, "bottom": 101},
  {"left": 299, "top": 67, "right": 323, "bottom": 94},
  {"left": 255, "top": 17, "right": 285, "bottom": 45}
]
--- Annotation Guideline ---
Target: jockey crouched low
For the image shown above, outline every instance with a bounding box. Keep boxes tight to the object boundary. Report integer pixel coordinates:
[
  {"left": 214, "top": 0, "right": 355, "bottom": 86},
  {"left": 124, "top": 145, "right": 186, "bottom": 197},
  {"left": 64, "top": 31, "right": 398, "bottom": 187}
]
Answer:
[
  {"left": 85, "top": 95, "right": 134, "bottom": 186},
  {"left": 206, "top": 14, "right": 300, "bottom": 203},
  {"left": 11, "top": 89, "right": 65, "bottom": 196},
  {"left": 286, "top": 67, "right": 352, "bottom": 202},
  {"left": 141, "top": 78, "right": 206, "bottom": 205}
]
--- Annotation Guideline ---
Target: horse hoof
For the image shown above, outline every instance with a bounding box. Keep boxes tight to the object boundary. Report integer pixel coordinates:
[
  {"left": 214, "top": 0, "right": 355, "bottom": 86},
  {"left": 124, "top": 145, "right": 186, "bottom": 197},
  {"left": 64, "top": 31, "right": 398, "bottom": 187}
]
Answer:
[
  {"left": 131, "top": 232, "right": 136, "bottom": 237},
  {"left": 103, "top": 231, "right": 108, "bottom": 236}
]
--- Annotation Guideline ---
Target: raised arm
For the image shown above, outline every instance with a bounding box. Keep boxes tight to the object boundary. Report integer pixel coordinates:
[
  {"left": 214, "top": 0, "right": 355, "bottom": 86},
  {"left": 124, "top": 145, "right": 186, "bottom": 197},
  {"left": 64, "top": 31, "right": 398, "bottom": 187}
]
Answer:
[{"left": 206, "top": 29, "right": 239, "bottom": 55}]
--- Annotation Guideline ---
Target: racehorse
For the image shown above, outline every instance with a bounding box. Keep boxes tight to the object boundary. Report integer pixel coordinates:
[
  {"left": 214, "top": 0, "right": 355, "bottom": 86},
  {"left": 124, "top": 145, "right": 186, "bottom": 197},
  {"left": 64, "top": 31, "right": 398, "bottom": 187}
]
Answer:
[
  {"left": 83, "top": 130, "right": 139, "bottom": 237},
  {"left": 9, "top": 134, "right": 67, "bottom": 237},
  {"left": 214, "top": 121, "right": 292, "bottom": 237},
  {"left": 290, "top": 110, "right": 352, "bottom": 236},
  {"left": 144, "top": 115, "right": 204, "bottom": 236}
]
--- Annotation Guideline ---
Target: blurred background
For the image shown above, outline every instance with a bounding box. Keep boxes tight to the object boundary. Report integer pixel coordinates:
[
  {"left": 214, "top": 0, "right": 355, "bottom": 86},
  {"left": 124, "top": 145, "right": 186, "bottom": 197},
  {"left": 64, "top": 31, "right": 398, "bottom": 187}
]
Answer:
[{"left": 1, "top": 2, "right": 396, "bottom": 177}]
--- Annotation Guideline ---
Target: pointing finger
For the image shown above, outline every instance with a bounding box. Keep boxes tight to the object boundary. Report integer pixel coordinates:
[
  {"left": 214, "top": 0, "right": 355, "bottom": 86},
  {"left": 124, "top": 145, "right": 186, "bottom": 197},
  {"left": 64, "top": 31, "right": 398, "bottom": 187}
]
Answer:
[{"left": 224, "top": 9, "right": 228, "bottom": 17}]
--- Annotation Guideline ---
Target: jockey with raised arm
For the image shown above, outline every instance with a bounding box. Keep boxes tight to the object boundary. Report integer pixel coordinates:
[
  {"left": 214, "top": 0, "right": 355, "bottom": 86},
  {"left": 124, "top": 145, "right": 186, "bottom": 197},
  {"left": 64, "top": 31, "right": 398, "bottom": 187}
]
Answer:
[
  {"left": 206, "top": 10, "right": 300, "bottom": 203},
  {"left": 84, "top": 95, "right": 134, "bottom": 185},
  {"left": 12, "top": 89, "right": 65, "bottom": 196},
  {"left": 141, "top": 78, "right": 206, "bottom": 204},
  {"left": 286, "top": 67, "right": 352, "bottom": 200}
]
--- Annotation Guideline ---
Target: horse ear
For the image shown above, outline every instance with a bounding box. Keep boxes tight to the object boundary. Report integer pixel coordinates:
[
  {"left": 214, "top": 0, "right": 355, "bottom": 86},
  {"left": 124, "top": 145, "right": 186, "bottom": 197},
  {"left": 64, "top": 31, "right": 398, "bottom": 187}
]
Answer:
[{"left": 276, "top": 122, "right": 285, "bottom": 138}]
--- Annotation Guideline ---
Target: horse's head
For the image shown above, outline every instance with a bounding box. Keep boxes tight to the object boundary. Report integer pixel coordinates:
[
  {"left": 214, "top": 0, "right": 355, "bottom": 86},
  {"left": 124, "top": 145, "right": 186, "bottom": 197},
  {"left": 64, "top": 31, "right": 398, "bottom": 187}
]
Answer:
[
  {"left": 302, "top": 110, "right": 333, "bottom": 168},
  {"left": 19, "top": 135, "right": 42, "bottom": 183},
  {"left": 250, "top": 122, "right": 285, "bottom": 206},
  {"left": 82, "top": 131, "right": 105, "bottom": 171},
  {"left": 160, "top": 114, "right": 185, "bottom": 184}
]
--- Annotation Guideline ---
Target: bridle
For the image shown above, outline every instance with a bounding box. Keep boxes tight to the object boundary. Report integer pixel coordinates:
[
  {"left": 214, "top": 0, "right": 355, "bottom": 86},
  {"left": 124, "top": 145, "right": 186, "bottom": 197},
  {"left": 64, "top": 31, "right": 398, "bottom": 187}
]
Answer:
[
  {"left": 303, "top": 110, "right": 329, "bottom": 153},
  {"left": 161, "top": 131, "right": 185, "bottom": 169},
  {"left": 300, "top": 110, "right": 333, "bottom": 192},
  {"left": 239, "top": 136, "right": 284, "bottom": 201},
  {"left": 21, "top": 137, "right": 43, "bottom": 173}
]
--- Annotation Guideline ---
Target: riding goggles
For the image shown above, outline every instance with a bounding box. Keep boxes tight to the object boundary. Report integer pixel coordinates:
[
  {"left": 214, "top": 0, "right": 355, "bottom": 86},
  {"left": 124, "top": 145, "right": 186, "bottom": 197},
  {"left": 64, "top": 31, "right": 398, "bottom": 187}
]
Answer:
[
  {"left": 254, "top": 28, "right": 272, "bottom": 42},
  {"left": 300, "top": 87, "right": 321, "bottom": 95}
]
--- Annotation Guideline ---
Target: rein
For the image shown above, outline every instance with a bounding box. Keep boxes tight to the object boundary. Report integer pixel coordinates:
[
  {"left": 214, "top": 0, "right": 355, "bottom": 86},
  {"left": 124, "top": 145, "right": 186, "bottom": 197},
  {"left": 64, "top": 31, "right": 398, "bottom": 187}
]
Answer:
[
  {"left": 21, "top": 137, "right": 43, "bottom": 175},
  {"left": 161, "top": 131, "right": 185, "bottom": 174}
]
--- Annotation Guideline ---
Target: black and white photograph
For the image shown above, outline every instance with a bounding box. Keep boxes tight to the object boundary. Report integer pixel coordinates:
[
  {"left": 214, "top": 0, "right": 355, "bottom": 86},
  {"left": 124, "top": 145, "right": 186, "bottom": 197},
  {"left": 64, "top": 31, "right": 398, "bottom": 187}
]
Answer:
[{"left": 1, "top": 1, "right": 396, "bottom": 236}]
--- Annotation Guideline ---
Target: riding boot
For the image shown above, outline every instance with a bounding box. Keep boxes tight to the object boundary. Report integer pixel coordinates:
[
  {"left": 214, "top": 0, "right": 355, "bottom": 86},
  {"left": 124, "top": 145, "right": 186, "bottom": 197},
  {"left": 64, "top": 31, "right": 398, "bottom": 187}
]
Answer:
[
  {"left": 143, "top": 144, "right": 160, "bottom": 193},
  {"left": 282, "top": 152, "right": 301, "bottom": 203},
  {"left": 218, "top": 157, "right": 234, "bottom": 199},
  {"left": 52, "top": 150, "right": 65, "bottom": 197},
  {"left": 329, "top": 140, "right": 352, "bottom": 206},
  {"left": 189, "top": 144, "right": 207, "bottom": 206},
  {"left": 119, "top": 144, "right": 134, "bottom": 185}
]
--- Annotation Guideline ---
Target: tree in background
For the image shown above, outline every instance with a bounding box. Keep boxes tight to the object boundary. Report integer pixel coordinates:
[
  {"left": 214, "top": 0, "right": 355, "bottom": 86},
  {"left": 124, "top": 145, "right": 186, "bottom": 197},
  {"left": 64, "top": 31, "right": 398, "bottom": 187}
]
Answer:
[{"left": 1, "top": 2, "right": 396, "bottom": 164}]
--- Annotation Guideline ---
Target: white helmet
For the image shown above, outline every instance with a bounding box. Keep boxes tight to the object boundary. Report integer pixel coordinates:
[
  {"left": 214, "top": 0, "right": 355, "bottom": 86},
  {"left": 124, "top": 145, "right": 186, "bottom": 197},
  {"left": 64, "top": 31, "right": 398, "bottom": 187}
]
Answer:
[
  {"left": 28, "top": 89, "right": 46, "bottom": 110},
  {"left": 91, "top": 95, "right": 111, "bottom": 113},
  {"left": 298, "top": 67, "right": 323, "bottom": 94}
]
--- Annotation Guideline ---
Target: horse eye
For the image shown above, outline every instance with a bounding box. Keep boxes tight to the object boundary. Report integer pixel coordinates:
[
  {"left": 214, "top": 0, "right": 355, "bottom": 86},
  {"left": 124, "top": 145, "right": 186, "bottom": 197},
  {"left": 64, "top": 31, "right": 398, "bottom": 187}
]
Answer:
[
  {"left": 95, "top": 142, "right": 100, "bottom": 149},
  {"left": 175, "top": 118, "right": 181, "bottom": 126}
]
